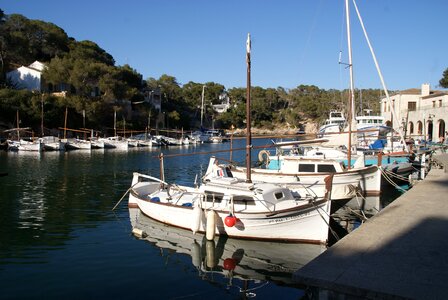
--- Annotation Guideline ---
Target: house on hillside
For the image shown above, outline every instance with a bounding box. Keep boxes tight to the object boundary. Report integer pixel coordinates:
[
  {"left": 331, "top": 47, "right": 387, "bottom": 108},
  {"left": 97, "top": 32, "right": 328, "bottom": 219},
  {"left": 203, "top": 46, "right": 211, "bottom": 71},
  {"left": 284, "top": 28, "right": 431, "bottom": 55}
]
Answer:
[
  {"left": 6, "top": 61, "right": 97, "bottom": 97},
  {"left": 6, "top": 61, "right": 46, "bottom": 92},
  {"left": 381, "top": 83, "right": 448, "bottom": 142},
  {"left": 212, "top": 92, "right": 231, "bottom": 114}
]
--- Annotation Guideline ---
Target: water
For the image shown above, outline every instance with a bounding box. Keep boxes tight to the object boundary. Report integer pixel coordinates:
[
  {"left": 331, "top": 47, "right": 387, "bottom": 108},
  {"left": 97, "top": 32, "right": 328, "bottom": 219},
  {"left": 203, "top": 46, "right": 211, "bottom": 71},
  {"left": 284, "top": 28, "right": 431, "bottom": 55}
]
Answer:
[{"left": 0, "top": 139, "right": 401, "bottom": 299}]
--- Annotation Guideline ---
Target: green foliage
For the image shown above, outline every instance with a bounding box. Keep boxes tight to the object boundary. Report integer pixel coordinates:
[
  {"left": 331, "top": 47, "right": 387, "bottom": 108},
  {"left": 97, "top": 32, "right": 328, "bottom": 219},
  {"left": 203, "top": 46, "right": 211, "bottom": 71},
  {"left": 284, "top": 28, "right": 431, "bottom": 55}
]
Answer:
[
  {"left": 0, "top": 11, "right": 393, "bottom": 136},
  {"left": 439, "top": 68, "right": 448, "bottom": 88}
]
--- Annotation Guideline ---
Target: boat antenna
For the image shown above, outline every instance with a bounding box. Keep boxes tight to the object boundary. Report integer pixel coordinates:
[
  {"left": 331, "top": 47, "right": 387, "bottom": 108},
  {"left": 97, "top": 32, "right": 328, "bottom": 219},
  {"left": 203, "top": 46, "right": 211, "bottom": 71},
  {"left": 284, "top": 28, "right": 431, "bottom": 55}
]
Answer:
[{"left": 245, "top": 33, "right": 252, "bottom": 183}]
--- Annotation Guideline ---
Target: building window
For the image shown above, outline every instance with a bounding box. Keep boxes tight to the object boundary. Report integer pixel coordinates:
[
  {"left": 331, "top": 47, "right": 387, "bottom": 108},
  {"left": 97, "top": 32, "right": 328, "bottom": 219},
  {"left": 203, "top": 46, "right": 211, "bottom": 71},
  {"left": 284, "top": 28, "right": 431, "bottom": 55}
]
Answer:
[
  {"left": 408, "top": 102, "right": 416, "bottom": 111},
  {"left": 432, "top": 101, "right": 436, "bottom": 108},
  {"left": 439, "top": 99, "right": 442, "bottom": 107},
  {"left": 409, "top": 122, "right": 414, "bottom": 134}
]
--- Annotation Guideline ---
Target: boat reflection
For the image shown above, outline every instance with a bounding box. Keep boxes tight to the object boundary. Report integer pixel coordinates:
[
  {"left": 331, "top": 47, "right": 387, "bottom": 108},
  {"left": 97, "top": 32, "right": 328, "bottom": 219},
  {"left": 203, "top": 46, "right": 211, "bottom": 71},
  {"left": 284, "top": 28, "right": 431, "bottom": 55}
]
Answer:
[{"left": 129, "top": 208, "right": 326, "bottom": 288}]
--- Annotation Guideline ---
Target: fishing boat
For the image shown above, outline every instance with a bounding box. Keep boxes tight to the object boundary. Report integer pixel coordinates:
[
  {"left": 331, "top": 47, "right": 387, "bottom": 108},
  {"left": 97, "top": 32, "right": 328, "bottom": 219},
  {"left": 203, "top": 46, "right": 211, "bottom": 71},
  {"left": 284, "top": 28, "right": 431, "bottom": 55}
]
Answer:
[
  {"left": 41, "top": 136, "right": 66, "bottom": 151},
  {"left": 127, "top": 34, "right": 333, "bottom": 244},
  {"left": 129, "top": 208, "right": 327, "bottom": 286},
  {"left": 227, "top": 150, "right": 380, "bottom": 199},
  {"left": 129, "top": 156, "right": 332, "bottom": 244},
  {"left": 5, "top": 111, "right": 44, "bottom": 152},
  {"left": 318, "top": 110, "right": 346, "bottom": 137}
]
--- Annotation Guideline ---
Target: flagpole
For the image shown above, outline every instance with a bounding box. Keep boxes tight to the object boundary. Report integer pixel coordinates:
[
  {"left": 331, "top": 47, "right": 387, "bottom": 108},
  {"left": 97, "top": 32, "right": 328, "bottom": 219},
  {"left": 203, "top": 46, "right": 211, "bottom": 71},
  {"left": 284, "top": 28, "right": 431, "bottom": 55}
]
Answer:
[{"left": 245, "top": 33, "right": 252, "bottom": 183}]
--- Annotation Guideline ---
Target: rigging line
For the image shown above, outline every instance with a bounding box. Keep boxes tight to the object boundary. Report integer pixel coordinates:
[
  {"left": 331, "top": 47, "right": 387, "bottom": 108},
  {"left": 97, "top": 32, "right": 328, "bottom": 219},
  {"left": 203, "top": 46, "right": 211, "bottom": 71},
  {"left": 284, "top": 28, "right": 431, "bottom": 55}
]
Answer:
[{"left": 296, "top": 0, "right": 324, "bottom": 83}]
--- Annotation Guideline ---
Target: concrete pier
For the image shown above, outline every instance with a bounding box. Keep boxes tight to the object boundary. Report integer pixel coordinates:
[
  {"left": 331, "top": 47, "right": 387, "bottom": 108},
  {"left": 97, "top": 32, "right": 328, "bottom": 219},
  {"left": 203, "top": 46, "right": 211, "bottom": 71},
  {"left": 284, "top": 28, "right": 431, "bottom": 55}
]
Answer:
[{"left": 294, "top": 154, "right": 448, "bottom": 299}]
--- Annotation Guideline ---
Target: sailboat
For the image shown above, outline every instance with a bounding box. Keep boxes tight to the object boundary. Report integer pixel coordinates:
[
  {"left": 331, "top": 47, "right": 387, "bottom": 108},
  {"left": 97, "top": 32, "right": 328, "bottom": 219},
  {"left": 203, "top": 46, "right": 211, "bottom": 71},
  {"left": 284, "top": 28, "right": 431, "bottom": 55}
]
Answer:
[
  {"left": 98, "top": 111, "right": 129, "bottom": 150},
  {"left": 6, "top": 111, "right": 43, "bottom": 152},
  {"left": 60, "top": 107, "right": 92, "bottom": 150},
  {"left": 127, "top": 34, "right": 333, "bottom": 244}
]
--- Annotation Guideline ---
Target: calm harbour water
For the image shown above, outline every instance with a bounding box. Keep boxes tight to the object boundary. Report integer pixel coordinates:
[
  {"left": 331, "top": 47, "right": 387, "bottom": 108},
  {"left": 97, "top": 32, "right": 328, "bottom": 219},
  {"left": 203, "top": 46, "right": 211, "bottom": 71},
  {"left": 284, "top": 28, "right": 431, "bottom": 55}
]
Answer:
[{"left": 0, "top": 139, "right": 402, "bottom": 299}]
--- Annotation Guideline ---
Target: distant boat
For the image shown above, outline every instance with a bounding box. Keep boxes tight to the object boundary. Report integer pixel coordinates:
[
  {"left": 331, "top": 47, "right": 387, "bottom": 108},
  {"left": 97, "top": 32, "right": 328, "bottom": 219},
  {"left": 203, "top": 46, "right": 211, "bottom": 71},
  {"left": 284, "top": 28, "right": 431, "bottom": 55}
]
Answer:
[
  {"left": 5, "top": 111, "right": 43, "bottom": 152},
  {"left": 41, "top": 136, "right": 66, "bottom": 151}
]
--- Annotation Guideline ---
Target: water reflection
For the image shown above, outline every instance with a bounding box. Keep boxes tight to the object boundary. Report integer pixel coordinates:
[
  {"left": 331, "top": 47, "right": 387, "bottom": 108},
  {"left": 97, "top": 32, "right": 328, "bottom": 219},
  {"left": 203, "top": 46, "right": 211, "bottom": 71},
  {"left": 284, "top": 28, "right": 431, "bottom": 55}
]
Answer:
[{"left": 129, "top": 208, "right": 326, "bottom": 293}]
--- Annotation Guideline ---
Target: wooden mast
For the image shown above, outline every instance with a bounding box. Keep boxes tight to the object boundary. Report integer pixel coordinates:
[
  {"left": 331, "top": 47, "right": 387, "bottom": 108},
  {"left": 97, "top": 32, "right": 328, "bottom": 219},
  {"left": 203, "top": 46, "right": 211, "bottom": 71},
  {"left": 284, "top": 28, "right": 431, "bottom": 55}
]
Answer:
[
  {"left": 245, "top": 33, "right": 252, "bottom": 183},
  {"left": 64, "top": 107, "right": 68, "bottom": 139}
]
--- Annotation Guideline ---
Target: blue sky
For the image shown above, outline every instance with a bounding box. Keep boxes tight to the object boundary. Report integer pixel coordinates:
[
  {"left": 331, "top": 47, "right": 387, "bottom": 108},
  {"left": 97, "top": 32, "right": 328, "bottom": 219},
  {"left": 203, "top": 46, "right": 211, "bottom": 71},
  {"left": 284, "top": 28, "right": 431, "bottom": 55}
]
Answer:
[{"left": 2, "top": 0, "right": 447, "bottom": 91}]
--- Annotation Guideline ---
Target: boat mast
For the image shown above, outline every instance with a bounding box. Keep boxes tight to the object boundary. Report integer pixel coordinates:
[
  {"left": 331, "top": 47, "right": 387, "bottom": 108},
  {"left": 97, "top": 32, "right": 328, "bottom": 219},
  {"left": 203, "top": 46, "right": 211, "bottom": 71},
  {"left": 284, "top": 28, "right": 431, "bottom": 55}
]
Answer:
[
  {"left": 41, "top": 94, "right": 44, "bottom": 137},
  {"left": 114, "top": 110, "right": 117, "bottom": 137},
  {"left": 16, "top": 110, "right": 20, "bottom": 141},
  {"left": 64, "top": 107, "right": 68, "bottom": 139},
  {"left": 345, "top": 0, "right": 355, "bottom": 169},
  {"left": 200, "top": 85, "right": 205, "bottom": 129},
  {"left": 245, "top": 33, "right": 252, "bottom": 183}
]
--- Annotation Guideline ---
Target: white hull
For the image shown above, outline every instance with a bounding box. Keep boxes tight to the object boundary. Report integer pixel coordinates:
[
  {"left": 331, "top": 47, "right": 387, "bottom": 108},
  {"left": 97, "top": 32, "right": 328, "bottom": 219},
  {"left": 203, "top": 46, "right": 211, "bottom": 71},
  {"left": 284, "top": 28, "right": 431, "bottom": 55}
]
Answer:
[
  {"left": 129, "top": 164, "right": 332, "bottom": 244},
  {"left": 8, "top": 140, "right": 43, "bottom": 152},
  {"left": 43, "top": 141, "right": 66, "bottom": 151},
  {"left": 63, "top": 139, "right": 91, "bottom": 150},
  {"left": 99, "top": 137, "right": 129, "bottom": 150}
]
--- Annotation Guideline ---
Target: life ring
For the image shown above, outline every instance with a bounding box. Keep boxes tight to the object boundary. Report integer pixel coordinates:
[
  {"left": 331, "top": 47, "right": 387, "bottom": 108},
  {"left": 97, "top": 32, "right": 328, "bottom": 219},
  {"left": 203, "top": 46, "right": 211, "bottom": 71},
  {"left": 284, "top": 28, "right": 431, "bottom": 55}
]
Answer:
[{"left": 258, "top": 150, "right": 270, "bottom": 166}]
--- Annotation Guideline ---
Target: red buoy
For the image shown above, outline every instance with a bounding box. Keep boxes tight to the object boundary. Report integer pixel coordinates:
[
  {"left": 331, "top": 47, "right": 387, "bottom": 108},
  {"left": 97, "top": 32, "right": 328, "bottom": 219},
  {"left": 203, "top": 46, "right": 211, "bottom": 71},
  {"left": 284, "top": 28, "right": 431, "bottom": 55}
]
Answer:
[
  {"left": 223, "top": 258, "right": 236, "bottom": 270},
  {"left": 224, "top": 215, "right": 236, "bottom": 227}
]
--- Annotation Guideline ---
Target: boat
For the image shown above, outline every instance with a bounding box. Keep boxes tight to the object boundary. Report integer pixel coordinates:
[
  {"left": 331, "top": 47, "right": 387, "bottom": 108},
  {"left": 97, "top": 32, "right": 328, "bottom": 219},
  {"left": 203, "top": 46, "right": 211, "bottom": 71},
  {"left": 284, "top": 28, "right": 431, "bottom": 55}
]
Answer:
[
  {"left": 5, "top": 111, "right": 43, "bottom": 152},
  {"left": 227, "top": 149, "right": 380, "bottom": 199},
  {"left": 41, "top": 136, "right": 66, "bottom": 151},
  {"left": 98, "top": 136, "right": 129, "bottom": 150},
  {"left": 62, "top": 138, "right": 91, "bottom": 150},
  {"left": 129, "top": 156, "right": 332, "bottom": 244},
  {"left": 318, "top": 110, "right": 346, "bottom": 137},
  {"left": 129, "top": 208, "right": 327, "bottom": 286},
  {"left": 7, "top": 138, "right": 43, "bottom": 152},
  {"left": 128, "top": 35, "right": 333, "bottom": 244}
]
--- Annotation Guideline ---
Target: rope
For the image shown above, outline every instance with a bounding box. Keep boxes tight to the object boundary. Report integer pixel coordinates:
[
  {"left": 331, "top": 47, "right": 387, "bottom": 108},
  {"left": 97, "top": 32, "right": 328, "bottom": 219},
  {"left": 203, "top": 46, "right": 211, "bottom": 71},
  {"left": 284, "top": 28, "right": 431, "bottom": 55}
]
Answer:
[
  {"left": 112, "top": 186, "right": 133, "bottom": 210},
  {"left": 379, "top": 167, "right": 408, "bottom": 192},
  {"left": 310, "top": 197, "right": 341, "bottom": 242}
]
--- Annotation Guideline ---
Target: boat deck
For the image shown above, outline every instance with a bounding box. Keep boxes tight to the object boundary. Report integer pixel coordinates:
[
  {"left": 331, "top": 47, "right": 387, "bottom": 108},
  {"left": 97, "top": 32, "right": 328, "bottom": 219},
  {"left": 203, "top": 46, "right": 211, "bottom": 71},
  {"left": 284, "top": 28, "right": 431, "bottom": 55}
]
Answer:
[{"left": 293, "top": 153, "right": 448, "bottom": 299}]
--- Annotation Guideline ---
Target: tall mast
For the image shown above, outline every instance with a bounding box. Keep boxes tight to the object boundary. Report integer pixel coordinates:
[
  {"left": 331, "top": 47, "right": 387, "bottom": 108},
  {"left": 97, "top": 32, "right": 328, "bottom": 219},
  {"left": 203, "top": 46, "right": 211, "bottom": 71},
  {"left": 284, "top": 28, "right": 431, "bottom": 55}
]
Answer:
[
  {"left": 200, "top": 85, "right": 205, "bottom": 128},
  {"left": 64, "top": 107, "right": 68, "bottom": 139},
  {"left": 245, "top": 33, "right": 252, "bottom": 183},
  {"left": 16, "top": 110, "right": 20, "bottom": 141},
  {"left": 114, "top": 110, "right": 117, "bottom": 137},
  {"left": 345, "top": 0, "right": 355, "bottom": 169},
  {"left": 41, "top": 94, "right": 44, "bottom": 137}
]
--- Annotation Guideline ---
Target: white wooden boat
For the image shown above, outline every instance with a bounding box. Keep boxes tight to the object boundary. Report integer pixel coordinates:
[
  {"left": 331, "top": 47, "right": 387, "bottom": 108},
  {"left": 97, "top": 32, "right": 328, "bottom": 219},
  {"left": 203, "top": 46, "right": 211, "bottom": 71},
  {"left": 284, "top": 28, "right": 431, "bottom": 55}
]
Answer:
[
  {"left": 62, "top": 138, "right": 91, "bottom": 150},
  {"left": 129, "top": 157, "right": 332, "bottom": 244},
  {"left": 229, "top": 150, "right": 381, "bottom": 198},
  {"left": 41, "top": 136, "right": 66, "bottom": 151},
  {"left": 98, "top": 137, "right": 129, "bottom": 150},
  {"left": 7, "top": 139, "right": 43, "bottom": 152}
]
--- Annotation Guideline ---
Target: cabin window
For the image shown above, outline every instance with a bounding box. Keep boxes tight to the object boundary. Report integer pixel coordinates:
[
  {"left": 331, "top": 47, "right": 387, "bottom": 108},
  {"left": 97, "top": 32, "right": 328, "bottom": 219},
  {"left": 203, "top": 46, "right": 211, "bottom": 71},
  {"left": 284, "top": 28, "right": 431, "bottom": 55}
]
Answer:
[
  {"left": 298, "top": 164, "right": 315, "bottom": 172},
  {"left": 317, "top": 164, "right": 336, "bottom": 172},
  {"left": 204, "top": 191, "right": 224, "bottom": 203},
  {"left": 274, "top": 192, "right": 284, "bottom": 200},
  {"left": 233, "top": 195, "right": 255, "bottom": 205}
]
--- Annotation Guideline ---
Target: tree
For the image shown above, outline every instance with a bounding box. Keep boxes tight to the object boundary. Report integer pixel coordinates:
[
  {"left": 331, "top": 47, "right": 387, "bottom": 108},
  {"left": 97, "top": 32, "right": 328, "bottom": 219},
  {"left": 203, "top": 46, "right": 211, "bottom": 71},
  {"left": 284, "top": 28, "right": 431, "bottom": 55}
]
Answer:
[{"left": 439, "top": 68, "right": 448, "bottom": 88}]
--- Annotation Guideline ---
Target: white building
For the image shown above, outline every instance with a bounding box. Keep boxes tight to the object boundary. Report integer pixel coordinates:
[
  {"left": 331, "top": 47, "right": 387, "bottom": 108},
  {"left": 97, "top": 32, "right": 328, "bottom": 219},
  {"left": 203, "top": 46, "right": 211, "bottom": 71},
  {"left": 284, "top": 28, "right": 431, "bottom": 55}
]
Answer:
[
  {"left": 381, "top": 83, "right": 448, "bottom": 142},
  {"left": 6, "top": 61, "right": 46, "bottom": 92},
  {"left": 212, "top": 92, "right": 230, "bottom": 114}
]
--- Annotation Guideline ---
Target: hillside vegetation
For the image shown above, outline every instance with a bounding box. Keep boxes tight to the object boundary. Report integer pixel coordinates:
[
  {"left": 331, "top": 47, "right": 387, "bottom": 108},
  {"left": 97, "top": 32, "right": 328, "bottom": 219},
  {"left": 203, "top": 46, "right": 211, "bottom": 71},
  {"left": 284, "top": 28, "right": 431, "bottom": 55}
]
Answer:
[{"left": 0, "top": 9, "right": 385, "bottom": 136}]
